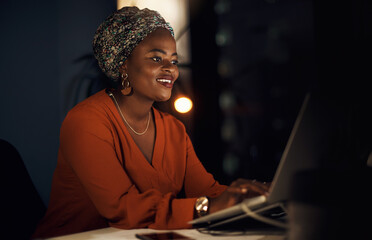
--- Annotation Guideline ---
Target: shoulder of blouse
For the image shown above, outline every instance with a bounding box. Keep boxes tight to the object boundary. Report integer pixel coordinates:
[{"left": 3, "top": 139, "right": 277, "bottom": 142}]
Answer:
[
  {"left": 64, "top": 90, "right": 111, "bottom": 118},
  {"left": 61, "top": 90, "right": 113, "bottom": 132}
]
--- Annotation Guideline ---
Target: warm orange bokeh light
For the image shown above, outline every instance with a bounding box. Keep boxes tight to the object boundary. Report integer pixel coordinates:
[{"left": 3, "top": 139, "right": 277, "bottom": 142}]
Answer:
[{"left": 174, "top": 97, "right": 193, "bottom": 113}]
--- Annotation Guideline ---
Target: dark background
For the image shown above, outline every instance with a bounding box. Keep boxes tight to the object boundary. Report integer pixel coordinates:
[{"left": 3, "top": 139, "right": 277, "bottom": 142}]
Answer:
[
  {"left": 187, "top": 0, "right": 371, "bottom": 186},
  {"left": 1, "top": 0, "right": 371, "bottom": 211}
]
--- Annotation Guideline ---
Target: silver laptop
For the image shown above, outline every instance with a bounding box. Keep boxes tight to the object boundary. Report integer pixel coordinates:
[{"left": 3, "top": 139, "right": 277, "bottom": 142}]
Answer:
[{"left": 189, "top": 92, "right": 326, "bottom": 229}]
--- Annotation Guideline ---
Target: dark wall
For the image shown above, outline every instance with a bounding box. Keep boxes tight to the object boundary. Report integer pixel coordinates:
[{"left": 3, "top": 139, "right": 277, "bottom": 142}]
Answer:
[
  {"left": 0, "top": 0, "right": 60, "bottom": 205},
  {"left": 312, "top": 0, "right": 371, "bottom": 168},
  {"left": 0, "top": 0, "right": 115, "bottom": 205}
]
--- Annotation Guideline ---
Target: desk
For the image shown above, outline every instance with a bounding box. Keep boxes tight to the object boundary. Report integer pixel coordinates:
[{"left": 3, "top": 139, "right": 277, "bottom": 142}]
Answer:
[{"left": 45, "top": 227, "right": 286, "bottom": 240}]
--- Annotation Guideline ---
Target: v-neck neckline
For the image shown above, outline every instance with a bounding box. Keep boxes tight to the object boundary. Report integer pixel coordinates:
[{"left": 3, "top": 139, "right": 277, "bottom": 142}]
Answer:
[
  {"left": 128, "top": 108, "right": 165, "bottom": 170},
  {"left": 105, "top": 90, "right": 164, "bottom": 171}
]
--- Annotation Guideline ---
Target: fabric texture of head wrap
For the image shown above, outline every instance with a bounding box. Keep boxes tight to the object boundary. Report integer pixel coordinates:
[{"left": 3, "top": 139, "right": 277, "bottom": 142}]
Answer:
[{"left": 92, "top": 6, "right": 175, "bottom": 81}]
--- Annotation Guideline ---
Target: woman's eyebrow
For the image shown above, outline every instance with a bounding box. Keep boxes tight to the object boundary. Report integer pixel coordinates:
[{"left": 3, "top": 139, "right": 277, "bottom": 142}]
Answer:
[{"left": 148, "top": 48, "right": 177, "bottom": 56}]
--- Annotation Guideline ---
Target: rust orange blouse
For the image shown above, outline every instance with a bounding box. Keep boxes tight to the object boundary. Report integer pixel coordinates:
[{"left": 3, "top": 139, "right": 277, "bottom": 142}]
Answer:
[{"left": 32, "top": 89, "right": 227, "bottom": 238}]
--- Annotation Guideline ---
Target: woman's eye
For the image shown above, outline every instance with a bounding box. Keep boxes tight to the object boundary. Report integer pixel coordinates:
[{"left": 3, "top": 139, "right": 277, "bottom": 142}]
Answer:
[
  {"left": 172, "top": 60, "right": 179, "bottom": 65},
  {"left": 151, "top": 57, "right": 161, "bottom": 62}
]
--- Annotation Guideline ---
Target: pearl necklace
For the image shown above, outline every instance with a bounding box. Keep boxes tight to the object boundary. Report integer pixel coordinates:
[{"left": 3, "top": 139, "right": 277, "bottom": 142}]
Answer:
[{"left": 107, "top": 90, "right": 150, "bottom": 136}]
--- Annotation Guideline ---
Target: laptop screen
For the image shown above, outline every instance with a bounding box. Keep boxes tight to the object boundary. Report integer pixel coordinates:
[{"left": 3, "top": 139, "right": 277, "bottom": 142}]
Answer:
[{"left": 268, "top": 91, "right": 339, "bottom": 204}]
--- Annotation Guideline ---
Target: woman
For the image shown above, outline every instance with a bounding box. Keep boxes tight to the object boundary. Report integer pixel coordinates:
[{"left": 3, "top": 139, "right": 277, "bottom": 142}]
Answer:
[{"left": 32, "top": 6, "right": 269, "bottom": 239}]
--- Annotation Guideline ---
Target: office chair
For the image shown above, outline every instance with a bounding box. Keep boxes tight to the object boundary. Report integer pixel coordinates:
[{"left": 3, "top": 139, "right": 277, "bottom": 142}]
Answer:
[{"left": 0, "top": 139, "right": 46, "bottom": 240}]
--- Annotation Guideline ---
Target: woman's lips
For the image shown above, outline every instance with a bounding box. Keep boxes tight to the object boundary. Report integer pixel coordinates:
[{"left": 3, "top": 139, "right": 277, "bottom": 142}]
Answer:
[{"left": 156, "top": 78, "right": 173, "bottom": 88}]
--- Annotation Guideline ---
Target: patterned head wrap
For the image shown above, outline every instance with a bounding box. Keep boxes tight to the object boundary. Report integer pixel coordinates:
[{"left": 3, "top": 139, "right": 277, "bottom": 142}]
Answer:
[{"left": 93, "top": 6, "right": 175, "bottom": 81}]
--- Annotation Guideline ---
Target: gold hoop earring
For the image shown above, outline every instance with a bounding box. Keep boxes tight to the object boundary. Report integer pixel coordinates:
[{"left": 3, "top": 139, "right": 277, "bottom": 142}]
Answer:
[{"left": 120, "top": 73, "right": 133, "bottom": 96}]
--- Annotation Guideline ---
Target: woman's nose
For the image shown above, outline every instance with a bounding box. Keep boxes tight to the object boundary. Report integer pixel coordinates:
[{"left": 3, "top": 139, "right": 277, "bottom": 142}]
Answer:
[{"left": 162, "top": 61, "right": 177, "bottom": 72}]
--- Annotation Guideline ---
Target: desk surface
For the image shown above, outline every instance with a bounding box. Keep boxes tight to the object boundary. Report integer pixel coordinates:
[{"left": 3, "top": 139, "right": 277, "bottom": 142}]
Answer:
[{"left": 45, "top": 227, "right": 286, "bottom": 240}]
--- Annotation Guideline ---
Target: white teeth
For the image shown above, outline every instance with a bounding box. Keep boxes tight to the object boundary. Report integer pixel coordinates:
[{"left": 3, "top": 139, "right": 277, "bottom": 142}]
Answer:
[{"left": 156, "top": 79, "right": 172, "bottom": 83}]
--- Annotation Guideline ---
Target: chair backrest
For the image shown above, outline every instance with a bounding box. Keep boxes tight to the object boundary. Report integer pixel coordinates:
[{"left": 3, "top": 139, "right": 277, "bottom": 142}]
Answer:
[{"left": 1, "top": 139, "right": 46, "bottom": 240}]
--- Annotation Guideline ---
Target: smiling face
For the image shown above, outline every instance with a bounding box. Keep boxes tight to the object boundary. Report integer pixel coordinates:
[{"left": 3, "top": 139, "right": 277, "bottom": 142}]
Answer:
[{"left": 121, "top": 28, "right": 179, "bottom": 102}]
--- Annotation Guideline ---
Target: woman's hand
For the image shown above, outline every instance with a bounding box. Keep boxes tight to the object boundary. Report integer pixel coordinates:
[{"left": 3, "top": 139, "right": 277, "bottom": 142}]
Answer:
[{"left": 208, "top": 178, "right": 270, "bottom": 214}]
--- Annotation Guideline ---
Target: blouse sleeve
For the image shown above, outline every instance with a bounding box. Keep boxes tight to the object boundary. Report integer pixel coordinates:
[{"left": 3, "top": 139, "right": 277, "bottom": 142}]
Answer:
[{"left": 59, "top": 108, "right": 197, "bottom": 230}]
